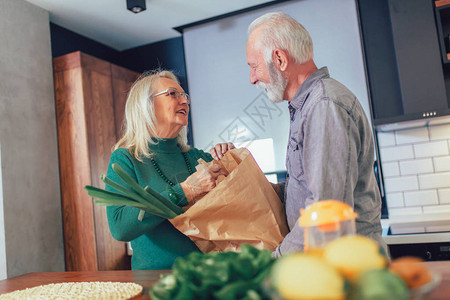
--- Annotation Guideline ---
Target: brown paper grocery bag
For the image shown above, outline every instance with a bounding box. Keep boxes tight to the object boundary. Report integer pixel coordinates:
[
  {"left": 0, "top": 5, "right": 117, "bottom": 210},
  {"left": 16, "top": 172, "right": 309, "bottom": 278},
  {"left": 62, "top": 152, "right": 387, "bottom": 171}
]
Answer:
[{"left": 169, "top": 148, "right": 288, "bottom": 252}]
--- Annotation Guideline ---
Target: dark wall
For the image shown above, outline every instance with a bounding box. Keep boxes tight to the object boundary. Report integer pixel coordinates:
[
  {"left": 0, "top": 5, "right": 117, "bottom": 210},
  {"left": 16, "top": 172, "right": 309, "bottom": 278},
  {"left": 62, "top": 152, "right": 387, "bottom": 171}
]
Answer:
[
  {"left": 50, "top": 23, "right": 121, "bottom": 65},
  {"left": 50, "top": 23, "right": 187, "bottom": 88},
  {"left": 120, "top": 38, "right": 188, "bottom": 91},
  {"left": 50, "top": 23, "right": 193, "bottom": 144}
]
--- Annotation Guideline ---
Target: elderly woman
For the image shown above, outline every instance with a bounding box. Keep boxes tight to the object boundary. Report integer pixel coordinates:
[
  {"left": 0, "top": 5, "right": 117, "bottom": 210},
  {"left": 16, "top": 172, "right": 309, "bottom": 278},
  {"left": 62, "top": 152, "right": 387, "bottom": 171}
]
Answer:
[{"left": 106, "top": 70, "right": 233, "bottom": 270}]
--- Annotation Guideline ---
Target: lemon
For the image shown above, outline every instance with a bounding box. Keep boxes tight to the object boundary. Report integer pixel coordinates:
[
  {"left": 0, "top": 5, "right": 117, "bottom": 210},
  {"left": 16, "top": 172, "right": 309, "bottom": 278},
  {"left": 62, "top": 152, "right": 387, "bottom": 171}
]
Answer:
[
  {"left": 323, "top": 235, "right": 387, "bottom": 281},
  {"left": 271, "top": 253, "right": 344, "bottom": 300}
]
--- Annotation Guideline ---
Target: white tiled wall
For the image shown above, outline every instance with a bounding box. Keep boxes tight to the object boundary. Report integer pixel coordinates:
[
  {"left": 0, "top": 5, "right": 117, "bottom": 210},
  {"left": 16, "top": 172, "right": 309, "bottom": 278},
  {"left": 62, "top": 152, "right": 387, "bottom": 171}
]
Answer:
[{"left": 377, "top": 121, "right": 450, "bottom": 218}]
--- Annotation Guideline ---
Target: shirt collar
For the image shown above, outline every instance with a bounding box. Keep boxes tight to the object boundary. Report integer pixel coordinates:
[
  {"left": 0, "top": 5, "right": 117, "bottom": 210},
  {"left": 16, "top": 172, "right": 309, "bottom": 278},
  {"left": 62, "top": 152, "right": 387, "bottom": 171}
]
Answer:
[{"left": 289, "top": 67, "right": 330, "bottom": 111}]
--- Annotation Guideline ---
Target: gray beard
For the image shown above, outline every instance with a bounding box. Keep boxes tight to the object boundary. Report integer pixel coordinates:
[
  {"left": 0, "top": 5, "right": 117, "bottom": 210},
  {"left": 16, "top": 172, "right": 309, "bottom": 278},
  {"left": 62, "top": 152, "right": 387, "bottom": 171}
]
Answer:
[{"left": 256, "top": 62, "right": 287, "bottom": 103}]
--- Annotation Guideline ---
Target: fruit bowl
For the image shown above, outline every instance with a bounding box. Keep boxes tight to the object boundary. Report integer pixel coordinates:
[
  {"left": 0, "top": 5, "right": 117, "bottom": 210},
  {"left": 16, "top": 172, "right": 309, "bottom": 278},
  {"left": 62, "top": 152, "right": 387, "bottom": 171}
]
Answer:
[
  {"left": 410, "top": 272, "right": 441, "bottom": 300},
  {"left": 263, "top": 271, "right": 441, "bottom": 300}
]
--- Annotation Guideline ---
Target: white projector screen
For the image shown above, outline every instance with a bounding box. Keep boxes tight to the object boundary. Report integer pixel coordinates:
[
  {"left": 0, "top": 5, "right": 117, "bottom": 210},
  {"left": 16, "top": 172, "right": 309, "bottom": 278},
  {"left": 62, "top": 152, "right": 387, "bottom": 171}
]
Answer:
[{"left": 183, "top": 0, "right": 370, "bottom": 173}]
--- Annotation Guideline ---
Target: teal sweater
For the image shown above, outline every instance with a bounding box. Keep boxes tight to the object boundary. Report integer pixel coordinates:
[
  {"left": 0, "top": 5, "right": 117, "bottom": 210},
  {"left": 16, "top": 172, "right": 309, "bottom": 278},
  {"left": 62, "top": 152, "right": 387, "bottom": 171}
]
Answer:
[{"left": 105, "top": 138, "right": 213, "bottom": 270}]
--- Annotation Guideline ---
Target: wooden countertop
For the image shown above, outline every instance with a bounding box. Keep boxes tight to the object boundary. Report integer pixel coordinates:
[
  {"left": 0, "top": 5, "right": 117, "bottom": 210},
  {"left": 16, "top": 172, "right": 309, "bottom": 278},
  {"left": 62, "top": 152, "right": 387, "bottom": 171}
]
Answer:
[
  {"left": 0, "top": 262, "right": 449, "bottom": 299},
  {"left": 0, "top": 270, "right": 170, "bottom": 299}
]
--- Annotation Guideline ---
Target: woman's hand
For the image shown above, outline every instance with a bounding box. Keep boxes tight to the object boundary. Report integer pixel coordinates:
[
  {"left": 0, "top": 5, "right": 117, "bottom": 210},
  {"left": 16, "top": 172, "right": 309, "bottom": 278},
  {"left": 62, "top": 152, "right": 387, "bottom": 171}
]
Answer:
[
  {"left": 209, "top": 142, "right": 235, "bottom": 160},
  {"left": 180, "top": 163, "right": 227, "bottom": 203}
]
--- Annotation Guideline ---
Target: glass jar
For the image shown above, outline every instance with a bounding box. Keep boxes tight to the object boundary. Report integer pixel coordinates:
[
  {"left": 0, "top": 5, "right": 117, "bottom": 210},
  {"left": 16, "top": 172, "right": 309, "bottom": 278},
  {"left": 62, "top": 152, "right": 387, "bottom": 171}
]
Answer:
[{"left": 298, "top": 200, "right": 358, "bottom": 256}]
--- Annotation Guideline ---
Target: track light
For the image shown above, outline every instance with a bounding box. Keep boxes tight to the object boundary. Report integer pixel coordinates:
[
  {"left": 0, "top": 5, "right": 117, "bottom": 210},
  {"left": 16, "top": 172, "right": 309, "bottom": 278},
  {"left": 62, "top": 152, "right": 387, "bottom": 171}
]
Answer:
[{"left": 127, "top": 0, "right": 146, "bottom": 14}]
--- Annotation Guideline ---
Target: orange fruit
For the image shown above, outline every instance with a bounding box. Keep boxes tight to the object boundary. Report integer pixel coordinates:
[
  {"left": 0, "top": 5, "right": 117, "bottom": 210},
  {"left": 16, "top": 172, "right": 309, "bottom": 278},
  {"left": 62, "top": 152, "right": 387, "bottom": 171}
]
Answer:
[{"left": 389, "top": 256, "right": 432, "bottom": 288}]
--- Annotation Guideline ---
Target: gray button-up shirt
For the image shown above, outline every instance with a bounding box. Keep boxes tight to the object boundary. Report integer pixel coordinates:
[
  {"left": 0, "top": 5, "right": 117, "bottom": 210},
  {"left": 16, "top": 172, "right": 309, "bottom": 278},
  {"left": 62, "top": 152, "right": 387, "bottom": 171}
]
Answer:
[{"left": 273, "top": 67, "right": 386, "bottom": 257}]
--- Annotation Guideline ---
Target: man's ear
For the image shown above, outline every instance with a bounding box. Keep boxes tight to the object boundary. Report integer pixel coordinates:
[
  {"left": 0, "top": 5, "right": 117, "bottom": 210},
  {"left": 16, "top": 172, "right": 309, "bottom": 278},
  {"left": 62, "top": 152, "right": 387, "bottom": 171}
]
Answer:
[{"left": 272, "top": 49, "right": 288, "bottom": 71}]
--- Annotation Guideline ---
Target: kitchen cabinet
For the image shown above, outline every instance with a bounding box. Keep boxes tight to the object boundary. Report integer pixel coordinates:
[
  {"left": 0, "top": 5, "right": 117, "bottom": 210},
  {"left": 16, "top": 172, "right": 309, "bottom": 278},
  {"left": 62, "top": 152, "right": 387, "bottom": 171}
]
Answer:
[
  {"left": 389, "top": 242, "right": 450, "bottom": 261},
  {"left": 53, "top": 51, "right": 139, "bottom": 271},
  {"left": 383, "top": 217, "right": 450, "bottom": 260},
  {"left": 435, "top": 1, "right": 450, "bottom": 63},
  {"left": 435, "top": 1, "right": 450, "bottom": 102},
  {"left": 357, "top": 0, "right": 450, "bottom": 127}
]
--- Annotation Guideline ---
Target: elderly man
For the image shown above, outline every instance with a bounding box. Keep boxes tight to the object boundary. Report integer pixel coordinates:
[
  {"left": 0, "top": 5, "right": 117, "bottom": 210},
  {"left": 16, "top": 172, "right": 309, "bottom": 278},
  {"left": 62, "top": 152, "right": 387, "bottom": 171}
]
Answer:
[{"left": 246, "top": 12, "right": 387, "bottom": 256}]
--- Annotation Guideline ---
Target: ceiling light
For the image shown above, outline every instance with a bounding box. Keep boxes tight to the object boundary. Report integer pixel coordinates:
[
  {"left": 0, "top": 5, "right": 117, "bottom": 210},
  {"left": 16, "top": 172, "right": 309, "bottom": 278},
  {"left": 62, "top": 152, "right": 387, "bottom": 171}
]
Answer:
[{"left": 127, "top": 0, "right": 146, "bottom": 14}]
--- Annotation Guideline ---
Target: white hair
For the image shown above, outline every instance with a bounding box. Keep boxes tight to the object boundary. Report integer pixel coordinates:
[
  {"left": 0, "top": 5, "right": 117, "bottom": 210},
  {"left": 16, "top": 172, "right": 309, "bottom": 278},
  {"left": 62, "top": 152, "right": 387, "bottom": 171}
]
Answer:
[
  {"left": 248, "top": 12, "right": 313, "bottom": 65},
  {"left": 114, "top": 69, "right": 190, "bottom": 161}
]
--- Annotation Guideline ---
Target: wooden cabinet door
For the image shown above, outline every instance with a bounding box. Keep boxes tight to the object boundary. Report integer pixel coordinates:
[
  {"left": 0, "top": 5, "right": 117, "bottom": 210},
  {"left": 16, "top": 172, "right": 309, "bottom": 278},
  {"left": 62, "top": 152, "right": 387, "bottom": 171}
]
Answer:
[
  {"left": 54, "top": 51, "right": 138, "bottom": 271},
  {"left": 54, "top": 55, "right": 97, "bottom": 271},
  {"left": 81, "top": 54, "right": 128, "bottom": 271},
  {"left": 111, "top": 64, "right": 140, "bottom": 140}
]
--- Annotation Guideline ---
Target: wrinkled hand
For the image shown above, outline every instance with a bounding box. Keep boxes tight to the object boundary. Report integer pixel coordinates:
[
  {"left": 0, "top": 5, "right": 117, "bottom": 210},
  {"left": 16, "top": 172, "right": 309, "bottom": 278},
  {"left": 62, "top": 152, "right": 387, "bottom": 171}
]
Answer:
[
  {"left": 210, "top": 142, "right": 235, "bottom": 160},
  {"left": 181, "top": 163, "right": 227, "bottom": 203}
]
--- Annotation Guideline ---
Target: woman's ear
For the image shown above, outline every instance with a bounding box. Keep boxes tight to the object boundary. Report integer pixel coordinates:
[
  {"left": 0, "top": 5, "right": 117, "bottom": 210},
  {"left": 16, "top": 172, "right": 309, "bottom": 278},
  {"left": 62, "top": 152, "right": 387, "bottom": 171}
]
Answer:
[{"left": 272, "top": 49, "right": 288, "bottom": 71}]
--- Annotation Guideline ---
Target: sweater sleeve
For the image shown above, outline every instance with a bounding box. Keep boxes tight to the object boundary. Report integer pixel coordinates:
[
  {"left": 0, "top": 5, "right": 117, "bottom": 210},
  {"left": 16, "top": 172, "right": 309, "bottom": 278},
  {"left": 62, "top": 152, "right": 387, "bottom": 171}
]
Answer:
[
  {"left": 157, "top": 147, "right": 214, "bottom": 208},
  {"left": 105, "top": 149, "right": 166, "bottom": 242},
  {"left": 160, "top": 183, "right": 188, "bottom": 207},
  {"left": 189, "top": 147, "right": 214, "bottom": 164}
]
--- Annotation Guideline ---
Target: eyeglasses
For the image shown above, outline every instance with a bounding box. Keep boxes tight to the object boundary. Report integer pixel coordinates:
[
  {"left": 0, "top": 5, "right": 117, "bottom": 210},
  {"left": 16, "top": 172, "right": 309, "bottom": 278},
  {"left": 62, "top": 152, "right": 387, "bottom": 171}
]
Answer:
[{"left": 153, "top": 88, "right": 190, "bottom": 101}]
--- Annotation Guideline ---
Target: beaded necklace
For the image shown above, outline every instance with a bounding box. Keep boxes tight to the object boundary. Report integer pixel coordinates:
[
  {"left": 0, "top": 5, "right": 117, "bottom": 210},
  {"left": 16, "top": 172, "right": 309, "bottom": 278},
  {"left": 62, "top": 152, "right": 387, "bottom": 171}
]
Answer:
[{"left": 150, "top": 152, "right": 193, "bottom": 186}]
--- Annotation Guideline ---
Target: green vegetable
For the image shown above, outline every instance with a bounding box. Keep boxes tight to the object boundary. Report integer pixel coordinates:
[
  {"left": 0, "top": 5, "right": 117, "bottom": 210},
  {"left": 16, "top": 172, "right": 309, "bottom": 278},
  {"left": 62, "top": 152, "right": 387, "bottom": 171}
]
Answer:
[
  {"left": 150, "top": 244, "right": 274, "bottom": 300},
  {"left": 97, "top": 175, "right": 168, "bottom": 217},
  {"left": 84, "top": 163, "right": 183, "bottom": 220},
  {"left": 111, "top": 163, "right": 183, "bottom": 216},
  {"left": 352, "top": 268, "right": 409, "bottom": 300}
]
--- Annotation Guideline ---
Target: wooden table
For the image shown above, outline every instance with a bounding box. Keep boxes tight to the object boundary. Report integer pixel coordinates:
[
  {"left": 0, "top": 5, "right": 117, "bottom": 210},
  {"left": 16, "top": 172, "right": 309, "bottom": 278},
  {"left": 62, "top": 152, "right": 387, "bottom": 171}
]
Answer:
[
  {"left": 0, "top": 262, "right": 449, "bottom": 299},
  {"left": 0, "top": 270, "right": 170, "bottom": 299},
  {"left": 425, "top": 261, "right": 450, "bottom": 300}
]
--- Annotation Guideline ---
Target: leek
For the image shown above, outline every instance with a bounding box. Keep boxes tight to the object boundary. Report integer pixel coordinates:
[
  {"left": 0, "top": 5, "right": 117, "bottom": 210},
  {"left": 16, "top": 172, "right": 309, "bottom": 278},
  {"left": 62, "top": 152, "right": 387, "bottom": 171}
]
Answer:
[{"left": 85, "top": 163, "right": 184, "bottom": 220}]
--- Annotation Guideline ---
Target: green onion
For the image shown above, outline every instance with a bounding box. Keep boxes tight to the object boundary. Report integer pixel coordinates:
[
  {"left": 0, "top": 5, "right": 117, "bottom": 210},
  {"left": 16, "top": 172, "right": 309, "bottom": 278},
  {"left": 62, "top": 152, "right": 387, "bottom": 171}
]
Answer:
[
  {"left": 85, "top": 186, "right": 135, "bottom": 203},
  {"left": 85, "top": 185, "right": 168, "bottom": 218},
  {"left": 143, "top": 185, "right": 184, "bottom": 215},
  {"left": 84, "top": 163, "right": 184, "bottom": 220},
  {"left": 100, "top": 174, "right": 168, "bottom": 217},
  {"left": 111, "top": 163, "right": 183, "bottom": 216}
]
